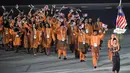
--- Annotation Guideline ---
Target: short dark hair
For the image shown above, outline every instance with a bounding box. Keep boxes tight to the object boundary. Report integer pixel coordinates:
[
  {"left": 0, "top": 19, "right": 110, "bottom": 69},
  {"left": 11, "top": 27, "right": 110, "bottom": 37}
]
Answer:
[
  {"left": 113, "top": 38, "right": 117, "bottom": 41},
  {"left": 93, "top": 30, "right": 97, "bottom": 32},
  {"left": 45, "top": 23, "right": 51, "bottom": 28}
]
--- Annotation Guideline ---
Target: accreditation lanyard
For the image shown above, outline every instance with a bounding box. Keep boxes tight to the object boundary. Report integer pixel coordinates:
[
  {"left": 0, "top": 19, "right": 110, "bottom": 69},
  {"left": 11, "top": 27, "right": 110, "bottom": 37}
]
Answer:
[
  {"left": 81, "top": 32, "right": 85, "bottom": 44},
  {"left": 93, "top": 36, "right": 98, "bottom": 47},
  {"left": 34, "top": 28, "right": 37, "bottom": 39},
  {"left": 5, "top": 29, "right": 8, "bottom": 35},
  {"left": 47, "top": 29, "right": 50, "bottom": 38},
  {"left": 61, "top": 28, "right": 65, "bottom": 41}
]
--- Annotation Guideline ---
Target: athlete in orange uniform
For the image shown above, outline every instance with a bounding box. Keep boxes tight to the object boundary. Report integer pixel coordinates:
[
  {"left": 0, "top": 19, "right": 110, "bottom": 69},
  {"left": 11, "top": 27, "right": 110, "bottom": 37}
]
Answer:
[
  {"left": 108, "top": 38, "right": 112, "bottom": 61},
  {"left": 13, "top": 27, "right": 21, "bottom": 53},
  {"left": 78, "top": 28, "right": 86, "bottom": 62},
  {"left": 43, "top": 23, "right": 55, "bottom": 55},
  {"left": 56, "top": 23, "right": 67, "bottom": 60},
  {"left": 93, "top": 18, "right": 103, "bottom": 31},
  {"left": 0, "top": 16, "right": 3, "bottom": 49},
  {"left": 90, "top": 30, "right": 105, "bottom": 68}
]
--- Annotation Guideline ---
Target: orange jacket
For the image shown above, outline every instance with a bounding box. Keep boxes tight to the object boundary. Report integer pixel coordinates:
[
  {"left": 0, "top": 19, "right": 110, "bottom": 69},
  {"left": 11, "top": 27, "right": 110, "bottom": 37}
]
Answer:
[
  {"left": 90, "top": 34, "right": 104, "bottom": 46},
  {"left": 93, "top": 22, "right": 103, "bottom": 30},
  {"left": 85, "top": 24, "right": 93, "bottom": 35},
  {"left": 56, "top": 26, "right": 67, "bottom": 41},
  {"left": 108, "top": 39, "right": 111, "bottom": 49},
  {"left": 78, "top": 31, "right": 86, "bottom": 43},
  {"left": 0, "top": 16, "right": 3, "bottom": 25}
]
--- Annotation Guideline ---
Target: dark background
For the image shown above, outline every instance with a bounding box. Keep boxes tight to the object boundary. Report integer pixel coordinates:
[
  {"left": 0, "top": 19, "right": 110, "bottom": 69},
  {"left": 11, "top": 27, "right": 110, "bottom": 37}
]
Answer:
[
  {"left": 0, "top": 0, "right": 130, "bottom": 5},
  {"left": 0, "top": 0, "right": 130, "bottom": 29}
]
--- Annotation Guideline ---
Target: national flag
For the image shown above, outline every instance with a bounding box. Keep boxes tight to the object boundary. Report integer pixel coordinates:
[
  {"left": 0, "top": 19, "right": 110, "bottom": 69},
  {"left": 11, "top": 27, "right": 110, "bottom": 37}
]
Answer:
[{"left": 116, "top": 6, "right": 127, "bottom": 29}]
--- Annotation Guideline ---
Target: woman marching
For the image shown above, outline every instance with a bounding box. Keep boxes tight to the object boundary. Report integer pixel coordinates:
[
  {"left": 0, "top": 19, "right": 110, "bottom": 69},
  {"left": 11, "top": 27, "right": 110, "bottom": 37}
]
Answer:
[
  {"left": 43, "top": 23, "right": 55, "bottom": 56},
  {"left": 13, "top": 27, "right": 21, "bottom": 53},
  {"left": 78, "top": 25, "right": 86, "bottom": 62},
  {"left": 111, "top": 36, "right": 120, "bottom": 73},
  {"left": 0, "top": 15, "right": 3, "bottom": 49},
  {"left": 108, "top": 36, "right": 112, "bottom": 61},
  {"left": 56, "top": 20, "right": 68, "bottom": 60},
  {"left": 108, "top": 34, "right": 118, "bottom": 61}
]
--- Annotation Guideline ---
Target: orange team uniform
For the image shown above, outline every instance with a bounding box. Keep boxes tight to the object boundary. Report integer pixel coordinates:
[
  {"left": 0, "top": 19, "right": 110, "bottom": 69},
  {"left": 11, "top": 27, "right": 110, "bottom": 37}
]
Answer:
[
  {"left": 51, "top": 18, "right": 60, "bottom": 34},
  {"left": 108, "top": 39, "right": 112, "bottom": 61},
  {"left": 32, "top": 28, "right": 39, "bottom": 49},
  {"left": 43, "top": 15, "right": 46, "bottom": 22},
  {"left": 3, "top": 28, "right": 10, "bottom": 45},
  {"left": 56, "top": 26, "right": 67, "bottom": 58},
  {"left": 43, "top": 27, "right": 55, "bottom": 55},
  {"left": 73, "top": 26, "right": 79, "bottom": 58},
  {"left": 85, "top": 23, "right": 93, "bottom": 36},
  {"left": 23, "top": 23, "right": 32, "bottom": 49},
  {"left": 37, "top": 27, "right": 44, "bottom": 53},
  {"left": 37, "top": 27, "right": 43, "bottom": 47},
  {"left": 28, "top": 26, "right": 34, "bottom": 49},
  {"left": 13, "top": 31, "right": 21, "bottom": 47},
  {"left": 0, "top": 16, "right": 3, "bottom": 25},
  {"left": 67, "top": 23, "right": 77, "bottom": 52},
  {"left": 93, "top": 22, "right": 103, "bottom": 31},
  {"left": 67, "top": 12, "right": 73, "bottom": 20},
  {"left": 0, "top": 16, "right": 3, "bottom": 31},
  {"left": 43, "top": 28, "right": 55, "bottom": 49},
  {"left": 99, "top": 31, "right": 105, "bottom": 40},
  {"left": 67, "top": 23, "right": 73, "bottom": 44},
  {"left": 85, "top": 23, "right": 93, "bottom": 46},
  {"left": 8, "top": 28, "right": 14, "bottom": 49},
  {"left": 78, "top": 30, "right": 86, "bottom": 61},
  {"left": 88, "top": 33, "right": 105, "bottom": 67},
  {"left": 23, "top": 28, "right": 29, "bottom": 49},
  {"left": 9, "top": 20, "right": 15, "bottom": 42},
  {"left": 10, "top": 19, "right": 15, "bottom": 27},
  {"left": 0, "top": 16, "right": 3, "bottom": 46}
]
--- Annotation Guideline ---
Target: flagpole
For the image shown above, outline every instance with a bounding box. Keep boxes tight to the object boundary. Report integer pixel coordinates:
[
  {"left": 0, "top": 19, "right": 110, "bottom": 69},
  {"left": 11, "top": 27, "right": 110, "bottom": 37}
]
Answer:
[
  {"left": 119, "top": 0, "right": 122, "bottom": 6},
  {"left": 118, "top": 0, "right": 122, "bottom": 46}
]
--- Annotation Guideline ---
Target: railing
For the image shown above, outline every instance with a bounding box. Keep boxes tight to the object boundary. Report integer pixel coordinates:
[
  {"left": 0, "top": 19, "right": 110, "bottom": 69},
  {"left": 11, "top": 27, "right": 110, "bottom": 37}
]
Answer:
[{"left": 1, "top": 3, "right": 130, "bottom": 10}]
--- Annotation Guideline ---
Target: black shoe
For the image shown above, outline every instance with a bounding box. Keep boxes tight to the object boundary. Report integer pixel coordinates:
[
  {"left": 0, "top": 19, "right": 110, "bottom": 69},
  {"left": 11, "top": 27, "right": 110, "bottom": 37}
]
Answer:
[
  {"left": 5, "top": 49, "right": 8, "bottom": 51},
  {"left": 64, "top": 57, "right": 67, "bottom": 60},
  {"left": 47, "top": 53, "right": 50, "bottom": 56},
  {"left": 75, "top": 56, "right": 79, "bottom": 59},
  {"left": 15, "top": 49, "right": 18, "bottom": 53},
  {"left": 80, "top": 60, "right": 85, "bottom": 62},
  {"left": 82, "top": 60, "right": 85, "bottom": 62},
  {"left": 11, "top": 48, "right": 14, "bottom": 51},
  {"left": 94, "top": 66, "right": 97, "bottom": 69},
  {"left": 27, "top": 48, "right": 30, "bottom": 54},
  {"left": 55, "top": 49, "right": 57, "bottom": 54},
  {"left": 40, "top": 51, "right": 43, "bottom": 53},
  {"left": 15, "top": 50, "right": 18, "bottom": 53},
  {"left": 59, "top": 57, "right": 61, "bottom": 59},
  {"left": 80, "top": 60, "right": 83, "bottom": 62}
]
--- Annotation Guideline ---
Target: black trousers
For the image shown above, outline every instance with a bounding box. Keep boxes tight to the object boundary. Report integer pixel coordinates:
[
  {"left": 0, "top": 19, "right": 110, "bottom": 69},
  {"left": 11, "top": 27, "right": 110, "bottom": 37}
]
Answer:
[
  {"left": 70, "top": 44, "right": 75, "bottom": 53},
  {"left": 112, "top": 53, "right": 120, "bottom": 72},
  {"left": 100, "top": 40, "right": 103, "bottom": 47}
]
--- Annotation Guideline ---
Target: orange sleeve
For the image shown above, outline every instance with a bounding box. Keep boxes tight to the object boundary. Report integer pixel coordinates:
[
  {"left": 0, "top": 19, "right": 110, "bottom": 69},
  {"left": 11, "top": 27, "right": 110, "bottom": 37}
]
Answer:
[
  {"left": 100, "top": 22, "right": 103, "bottom": 28},
  {"left": 51, "top": 29, "right": 56, "bottom": 41},
  {"left": 117, "top": 44, "right": 120, "bottom": 51},
  {"left": 68, "top": 13, "right": 71, "bottom": 19},
  {"left": 38, "top": 31, "right": 41, "bottom": 42},
  {"left": 85, "top": 34, "right": 90, "bottom": 44},
  {"left": 43, "top": 15, "right": 46, "bottom": 22},
  {"left": 108, "top": 40, "right": 111, "bottom": 49},
  {"left": 64, "top": 18, "right": 67, "bottom": 22},
  {"left": 85, "top": 34, "right": 90, "bottom": 39},
  {"left": 56, "top": 27, "right": 60, "bottom": 34},
  {"left": 99, "top": 33, "right": 105, "bottom": 40}
]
